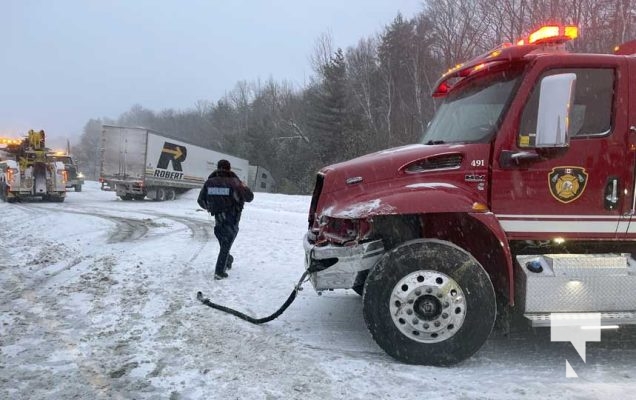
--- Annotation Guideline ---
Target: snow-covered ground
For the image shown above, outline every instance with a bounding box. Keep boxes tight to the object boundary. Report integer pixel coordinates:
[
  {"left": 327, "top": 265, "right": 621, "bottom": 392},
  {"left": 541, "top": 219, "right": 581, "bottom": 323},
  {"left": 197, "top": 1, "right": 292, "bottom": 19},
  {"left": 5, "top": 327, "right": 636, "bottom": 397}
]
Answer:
[{"left": 1, "top": 182, "right": 635, "bottom": 399}]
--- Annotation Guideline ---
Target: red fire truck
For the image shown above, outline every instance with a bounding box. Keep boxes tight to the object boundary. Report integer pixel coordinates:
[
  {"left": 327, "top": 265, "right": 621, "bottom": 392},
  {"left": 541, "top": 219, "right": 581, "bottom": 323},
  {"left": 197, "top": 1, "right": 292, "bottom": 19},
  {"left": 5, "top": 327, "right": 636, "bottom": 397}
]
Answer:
[{"left": 303, "top": 25, "right": 636, "bottom": 365}]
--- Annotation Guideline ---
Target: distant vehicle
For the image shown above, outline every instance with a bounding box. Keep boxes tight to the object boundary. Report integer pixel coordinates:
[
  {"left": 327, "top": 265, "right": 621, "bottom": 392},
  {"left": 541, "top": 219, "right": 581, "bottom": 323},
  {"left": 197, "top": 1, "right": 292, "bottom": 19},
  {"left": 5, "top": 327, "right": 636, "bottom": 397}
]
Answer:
[
  {"left": 248, "top": 165, "right": 275, "bottom": 192},
  {"left": 100, "top": 125, "right": 250, "bottom": 201},
  {"left": 47, "top": 153, "right": 85, "bottom": 192},
  {"left": 0, "top": 130, "right": 66, "bottom": 202}
]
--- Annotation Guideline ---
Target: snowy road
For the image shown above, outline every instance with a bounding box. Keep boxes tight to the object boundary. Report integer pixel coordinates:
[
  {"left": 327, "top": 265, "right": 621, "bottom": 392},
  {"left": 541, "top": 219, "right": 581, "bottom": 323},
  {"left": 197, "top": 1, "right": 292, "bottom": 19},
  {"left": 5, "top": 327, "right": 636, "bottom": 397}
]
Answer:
[{"left": 1, "top": 182, "right": 635, "bottom": 399}]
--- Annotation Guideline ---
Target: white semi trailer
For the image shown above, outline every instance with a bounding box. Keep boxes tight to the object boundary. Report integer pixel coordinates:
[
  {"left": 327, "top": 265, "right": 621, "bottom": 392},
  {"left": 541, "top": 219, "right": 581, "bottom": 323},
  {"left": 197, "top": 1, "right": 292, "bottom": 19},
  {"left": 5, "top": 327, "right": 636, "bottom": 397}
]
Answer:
[{"left": 100, "top": 125, "right": 249, "bottom": 201}]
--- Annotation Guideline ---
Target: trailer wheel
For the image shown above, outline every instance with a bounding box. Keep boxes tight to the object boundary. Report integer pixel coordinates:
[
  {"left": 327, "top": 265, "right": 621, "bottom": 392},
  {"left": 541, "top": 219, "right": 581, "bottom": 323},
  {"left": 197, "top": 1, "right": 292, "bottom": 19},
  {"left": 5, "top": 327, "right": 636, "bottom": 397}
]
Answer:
[
  {"left": 154, "top": 188, "right": 166, "bottom": 201},
  {"left": 165, "top": 189, "right": 176, "bottom": 201},
  {"left": 120, "top": 194, "right": 133, "bottom": 201},
  {"left": 362, "top": 239, "right": 496, "bottom": 366},
  {"left": 75, "top": 184, "right": 82, "bottom": 192}
]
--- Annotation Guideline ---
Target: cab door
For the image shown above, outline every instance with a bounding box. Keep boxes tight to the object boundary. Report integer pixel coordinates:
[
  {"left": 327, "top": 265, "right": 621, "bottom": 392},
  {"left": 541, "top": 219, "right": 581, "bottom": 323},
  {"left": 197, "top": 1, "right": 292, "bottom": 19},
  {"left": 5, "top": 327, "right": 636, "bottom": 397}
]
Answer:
[
  {"left": 490, "top": 57, "right": 632, "bottom": 240},
  {"left": 628, "top": 59, "right": 636, "bottom": 238}
]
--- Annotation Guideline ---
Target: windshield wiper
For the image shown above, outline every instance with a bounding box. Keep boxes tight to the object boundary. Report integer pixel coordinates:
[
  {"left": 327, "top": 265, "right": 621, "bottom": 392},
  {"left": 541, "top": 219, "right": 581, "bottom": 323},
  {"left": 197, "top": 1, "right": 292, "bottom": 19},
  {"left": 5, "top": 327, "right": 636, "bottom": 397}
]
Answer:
[{"left": 425, "top": 140, "right": 445, "bottom": 145}]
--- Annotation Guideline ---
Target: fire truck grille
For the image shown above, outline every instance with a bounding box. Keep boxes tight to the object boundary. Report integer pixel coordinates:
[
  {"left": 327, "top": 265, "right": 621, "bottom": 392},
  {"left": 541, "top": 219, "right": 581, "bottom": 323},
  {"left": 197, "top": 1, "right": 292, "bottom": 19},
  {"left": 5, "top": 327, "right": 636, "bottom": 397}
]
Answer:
[{"left": 308, "top": 173, "right": 324, "bottom": 228}]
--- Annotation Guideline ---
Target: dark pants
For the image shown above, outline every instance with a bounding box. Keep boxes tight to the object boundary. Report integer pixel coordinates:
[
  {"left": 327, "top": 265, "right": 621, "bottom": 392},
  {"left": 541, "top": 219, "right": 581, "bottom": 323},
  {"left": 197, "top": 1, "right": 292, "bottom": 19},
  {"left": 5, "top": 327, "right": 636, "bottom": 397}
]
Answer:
[{"left": 214, "top": 212, "right": 240, "bottom": 274}]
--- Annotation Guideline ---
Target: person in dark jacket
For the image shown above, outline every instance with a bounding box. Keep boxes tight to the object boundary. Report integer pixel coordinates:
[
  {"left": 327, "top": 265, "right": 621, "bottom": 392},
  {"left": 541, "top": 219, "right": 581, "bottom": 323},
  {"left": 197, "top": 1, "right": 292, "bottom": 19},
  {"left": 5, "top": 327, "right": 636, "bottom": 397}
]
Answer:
[{"left": 197, "top": 159, "right": 254, "bottom": 280}]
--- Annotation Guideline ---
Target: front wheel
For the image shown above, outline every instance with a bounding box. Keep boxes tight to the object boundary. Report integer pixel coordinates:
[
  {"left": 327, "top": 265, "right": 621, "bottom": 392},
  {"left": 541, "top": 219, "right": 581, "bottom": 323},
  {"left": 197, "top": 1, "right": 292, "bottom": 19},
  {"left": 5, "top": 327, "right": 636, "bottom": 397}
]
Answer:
[{"left": 363, "top": 239, "right": 496, "bottom": 366}]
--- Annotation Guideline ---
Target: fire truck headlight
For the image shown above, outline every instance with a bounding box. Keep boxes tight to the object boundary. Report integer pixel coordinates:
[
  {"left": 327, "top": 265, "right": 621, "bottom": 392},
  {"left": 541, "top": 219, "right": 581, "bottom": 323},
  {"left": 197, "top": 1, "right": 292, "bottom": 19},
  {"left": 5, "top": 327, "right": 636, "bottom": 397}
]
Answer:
[{"left": 318, "top": 217, "right": 373, "bottom": 244}]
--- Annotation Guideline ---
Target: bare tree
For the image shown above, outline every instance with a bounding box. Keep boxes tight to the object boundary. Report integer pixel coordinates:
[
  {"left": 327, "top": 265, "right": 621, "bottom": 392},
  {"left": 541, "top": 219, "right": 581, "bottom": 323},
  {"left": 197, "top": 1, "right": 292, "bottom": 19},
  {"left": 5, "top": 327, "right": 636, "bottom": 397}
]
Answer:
[
  {"left": 346, "top": 38, "right": 380, "bottom": 137},
  {"left": 310, "top": 32, "right": 335, "bottom": 76},
  {"left": 426, "top": 0, "right": 491, "bottom": 67}
]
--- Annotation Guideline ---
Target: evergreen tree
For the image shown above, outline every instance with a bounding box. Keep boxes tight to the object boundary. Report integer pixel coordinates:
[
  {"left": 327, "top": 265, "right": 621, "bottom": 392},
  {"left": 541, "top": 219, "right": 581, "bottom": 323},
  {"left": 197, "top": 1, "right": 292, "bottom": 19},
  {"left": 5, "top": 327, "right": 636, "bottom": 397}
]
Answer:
[{"left": 307, "top": 48, "right": 349, "bottom": 165}]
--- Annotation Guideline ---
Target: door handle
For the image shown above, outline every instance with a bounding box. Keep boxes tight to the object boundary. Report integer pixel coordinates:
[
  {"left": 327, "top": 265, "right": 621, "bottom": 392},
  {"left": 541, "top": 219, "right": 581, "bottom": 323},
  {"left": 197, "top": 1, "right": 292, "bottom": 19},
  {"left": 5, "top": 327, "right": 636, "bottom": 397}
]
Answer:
[
  {"left": 604, "top": 177, "right": 619, "bottom": 210},
  {"left": 499, "top": 150, "right": 540, "bottom": 168}
]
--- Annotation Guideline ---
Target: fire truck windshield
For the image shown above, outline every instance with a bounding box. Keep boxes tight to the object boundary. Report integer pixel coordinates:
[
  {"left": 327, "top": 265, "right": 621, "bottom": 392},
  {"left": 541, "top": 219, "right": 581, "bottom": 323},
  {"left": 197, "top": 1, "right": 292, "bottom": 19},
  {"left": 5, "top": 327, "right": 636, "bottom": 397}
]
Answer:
[{"left": 421, "top": 67, "right": 523, "bottom": 144}]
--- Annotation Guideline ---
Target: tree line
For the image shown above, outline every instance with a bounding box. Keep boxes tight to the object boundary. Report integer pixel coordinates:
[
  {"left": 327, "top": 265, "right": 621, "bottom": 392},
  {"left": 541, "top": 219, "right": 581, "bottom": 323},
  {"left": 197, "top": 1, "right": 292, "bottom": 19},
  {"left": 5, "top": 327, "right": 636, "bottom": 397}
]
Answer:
[{"left": 74, "top": 0, "right": 635, "bottom": 194}]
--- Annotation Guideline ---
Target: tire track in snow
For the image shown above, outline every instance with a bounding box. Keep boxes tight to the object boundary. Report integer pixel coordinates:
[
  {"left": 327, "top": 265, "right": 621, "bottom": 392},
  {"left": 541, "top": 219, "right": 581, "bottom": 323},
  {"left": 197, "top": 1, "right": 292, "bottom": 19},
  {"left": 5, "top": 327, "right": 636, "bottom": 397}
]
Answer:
[
  {"left": 35, "top": 203, "right": 213, "bottom": 245},
  {"left": 24, "top": 205, "right": 151, "bottom": 243},
  {"left": 0, "top": 204, "right": 87, "bottom": 303},
  {"left": 1, "top": 255, "right": 130, "bottom": 399},
  {"left": 60, "top": 204, "right": 215, "bottom": 263},
  {"left": 137, "top": 212, "right": 213, "bottom": 264}
]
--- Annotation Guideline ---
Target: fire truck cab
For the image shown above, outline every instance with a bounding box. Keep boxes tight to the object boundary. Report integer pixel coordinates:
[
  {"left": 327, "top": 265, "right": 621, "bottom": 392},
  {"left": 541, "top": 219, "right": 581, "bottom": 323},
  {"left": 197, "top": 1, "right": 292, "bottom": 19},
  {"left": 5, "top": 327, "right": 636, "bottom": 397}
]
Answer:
[{"left": 304, "top": 26, "right": 636, "bottom": 365}]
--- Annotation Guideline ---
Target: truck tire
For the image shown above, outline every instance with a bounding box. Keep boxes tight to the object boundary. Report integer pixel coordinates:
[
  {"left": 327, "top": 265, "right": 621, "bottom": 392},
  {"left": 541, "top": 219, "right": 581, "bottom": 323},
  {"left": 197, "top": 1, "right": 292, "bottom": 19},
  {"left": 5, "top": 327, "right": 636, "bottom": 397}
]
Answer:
[
  {"left": 154, "top": 188, "right": 166, "bottom": 201},
  {"left": 362, "top": 239, "right": 496, "bottom": 366},
  {"left": 120, "top": 194, "right": 133, "bottom": 201},
  {"left": 165, "top": 188, "right": 176, "bottom": 201},
  {"left": 352, "top": 270, "right": 369, "bottom": 296},
  {"left": 75, "top": 185, "right": 82, "bottom": 192}
]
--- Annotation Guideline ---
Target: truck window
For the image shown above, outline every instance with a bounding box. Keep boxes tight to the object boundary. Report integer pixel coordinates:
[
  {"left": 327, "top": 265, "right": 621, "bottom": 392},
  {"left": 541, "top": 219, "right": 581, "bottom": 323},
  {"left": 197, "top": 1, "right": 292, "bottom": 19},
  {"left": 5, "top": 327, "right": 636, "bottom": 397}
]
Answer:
[
  {"left": 422, "top": 66, "right": 523, "bottom": 144},
  {"left": 518, "top": 68, "right": 614, "bottom": 147},
  {"left": 50, "top": 156, "right": 73, "bottom": 164}
]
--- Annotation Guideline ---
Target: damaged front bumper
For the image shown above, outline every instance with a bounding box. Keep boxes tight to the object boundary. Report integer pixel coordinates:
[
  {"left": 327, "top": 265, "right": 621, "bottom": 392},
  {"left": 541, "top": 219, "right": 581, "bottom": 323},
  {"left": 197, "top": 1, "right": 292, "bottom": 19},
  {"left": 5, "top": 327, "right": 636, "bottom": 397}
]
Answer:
[{"left": 303, "top": 233, "right": 385, "bottom": 291}]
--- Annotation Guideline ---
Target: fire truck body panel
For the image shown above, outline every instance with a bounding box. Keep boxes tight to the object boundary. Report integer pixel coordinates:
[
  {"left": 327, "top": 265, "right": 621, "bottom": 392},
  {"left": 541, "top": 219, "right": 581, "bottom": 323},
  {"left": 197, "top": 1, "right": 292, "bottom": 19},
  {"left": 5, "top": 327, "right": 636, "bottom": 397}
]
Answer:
[
  {"left": 314, "top": 143, "right": 490, "bottom": 219},
  {"left": 491, "top": 54, "right": 634, "bottom": 240}
]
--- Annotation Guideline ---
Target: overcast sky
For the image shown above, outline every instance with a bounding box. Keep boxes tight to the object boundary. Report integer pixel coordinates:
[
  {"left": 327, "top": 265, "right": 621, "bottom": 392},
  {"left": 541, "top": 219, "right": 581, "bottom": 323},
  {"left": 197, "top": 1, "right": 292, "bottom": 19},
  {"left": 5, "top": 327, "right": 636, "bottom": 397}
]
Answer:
[{"left": 1, "top": 0, "right": 422, "bottom": 146}]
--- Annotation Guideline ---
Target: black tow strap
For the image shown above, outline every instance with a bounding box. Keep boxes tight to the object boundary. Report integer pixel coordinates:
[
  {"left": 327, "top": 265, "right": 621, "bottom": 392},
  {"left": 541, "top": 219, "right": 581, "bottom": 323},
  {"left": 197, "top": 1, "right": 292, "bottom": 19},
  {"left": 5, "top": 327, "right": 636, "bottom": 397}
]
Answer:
[{"left": 196, "top": 271, "right": 310, "bottom": 324}]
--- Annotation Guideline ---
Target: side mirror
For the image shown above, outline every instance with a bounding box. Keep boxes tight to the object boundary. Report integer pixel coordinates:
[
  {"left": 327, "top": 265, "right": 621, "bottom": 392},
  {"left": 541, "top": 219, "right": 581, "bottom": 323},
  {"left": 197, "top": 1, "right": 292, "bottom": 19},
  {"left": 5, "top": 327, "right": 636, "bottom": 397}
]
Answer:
[{"left": 535, "top": 73, "right": 576, "bottom": 148}]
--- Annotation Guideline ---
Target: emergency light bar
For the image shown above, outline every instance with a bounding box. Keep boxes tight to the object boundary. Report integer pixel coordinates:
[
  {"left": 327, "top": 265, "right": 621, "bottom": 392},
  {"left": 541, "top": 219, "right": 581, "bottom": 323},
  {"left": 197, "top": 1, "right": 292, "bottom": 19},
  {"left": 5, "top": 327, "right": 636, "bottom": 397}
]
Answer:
[
  {"left": 518, "top": 25, "right": 578, "bottom": 45},
  {"left": 0, "top": 138, "right": 22, "bottom": 145},
  {"left": 614, "top": 39, "right": 636, "bottom": 55},
  {"left": 432, "top": 24, "right": 579, "bottom": 97}
]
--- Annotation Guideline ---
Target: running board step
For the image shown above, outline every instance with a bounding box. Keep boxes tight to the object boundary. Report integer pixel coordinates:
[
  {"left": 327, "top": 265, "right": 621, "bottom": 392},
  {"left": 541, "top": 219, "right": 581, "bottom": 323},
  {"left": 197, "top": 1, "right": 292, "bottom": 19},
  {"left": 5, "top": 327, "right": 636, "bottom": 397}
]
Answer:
[{"left": 524, "top": 312, "right": 636, "bottom": 327}]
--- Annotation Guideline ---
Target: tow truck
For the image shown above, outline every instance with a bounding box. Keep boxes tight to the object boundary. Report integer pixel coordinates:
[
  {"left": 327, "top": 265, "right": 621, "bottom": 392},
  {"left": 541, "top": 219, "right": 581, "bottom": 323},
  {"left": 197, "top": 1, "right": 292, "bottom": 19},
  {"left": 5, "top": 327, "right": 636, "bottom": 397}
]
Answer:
[
  {"left": 304, "top": 25, "right": 636, "bottom": 365},
  {"left": 0, "top": 130, "right": 67, "bottom": 202}
]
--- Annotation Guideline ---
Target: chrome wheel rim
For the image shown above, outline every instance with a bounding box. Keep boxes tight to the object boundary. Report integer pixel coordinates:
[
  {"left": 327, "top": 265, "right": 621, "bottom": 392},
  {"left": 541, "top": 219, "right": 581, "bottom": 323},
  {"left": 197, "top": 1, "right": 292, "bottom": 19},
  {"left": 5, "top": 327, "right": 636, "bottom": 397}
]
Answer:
[{"left": 389, "top": 270, "right": 467, "bottom": 343}]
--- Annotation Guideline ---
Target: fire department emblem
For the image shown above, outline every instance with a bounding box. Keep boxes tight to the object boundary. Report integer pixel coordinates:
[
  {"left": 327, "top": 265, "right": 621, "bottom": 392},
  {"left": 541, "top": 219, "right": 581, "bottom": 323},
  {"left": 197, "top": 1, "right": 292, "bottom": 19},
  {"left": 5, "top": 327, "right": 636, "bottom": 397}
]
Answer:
[{"left": 548, "top": 167, "right": 588, "bottom": 203}]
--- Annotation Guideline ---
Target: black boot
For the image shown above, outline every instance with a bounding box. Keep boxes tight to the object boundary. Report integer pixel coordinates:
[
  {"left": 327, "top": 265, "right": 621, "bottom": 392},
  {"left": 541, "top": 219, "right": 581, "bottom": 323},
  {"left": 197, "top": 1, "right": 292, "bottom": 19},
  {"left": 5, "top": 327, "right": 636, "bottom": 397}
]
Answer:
[{"left": 214, "top": 271, "right": 229, "bottom": 280}]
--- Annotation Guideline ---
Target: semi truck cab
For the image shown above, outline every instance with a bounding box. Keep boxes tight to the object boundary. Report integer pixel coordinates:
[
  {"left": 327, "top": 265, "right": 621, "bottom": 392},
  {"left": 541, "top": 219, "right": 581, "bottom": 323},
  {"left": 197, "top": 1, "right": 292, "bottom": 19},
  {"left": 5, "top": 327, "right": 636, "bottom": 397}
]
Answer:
[
  {"left": 304, "top": 25, "right": 636, "bottom": 365},
  {"left": 48, "top": 153, "right": 85, "bottom": 192}
]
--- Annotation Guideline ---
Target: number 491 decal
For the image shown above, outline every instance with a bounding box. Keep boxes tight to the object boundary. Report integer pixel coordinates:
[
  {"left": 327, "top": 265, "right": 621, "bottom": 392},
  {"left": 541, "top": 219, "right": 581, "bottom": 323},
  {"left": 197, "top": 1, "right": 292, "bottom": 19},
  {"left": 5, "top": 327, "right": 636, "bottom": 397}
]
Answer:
[{"left": 471, "top": 159, "right": 485, "bottom": 167}]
